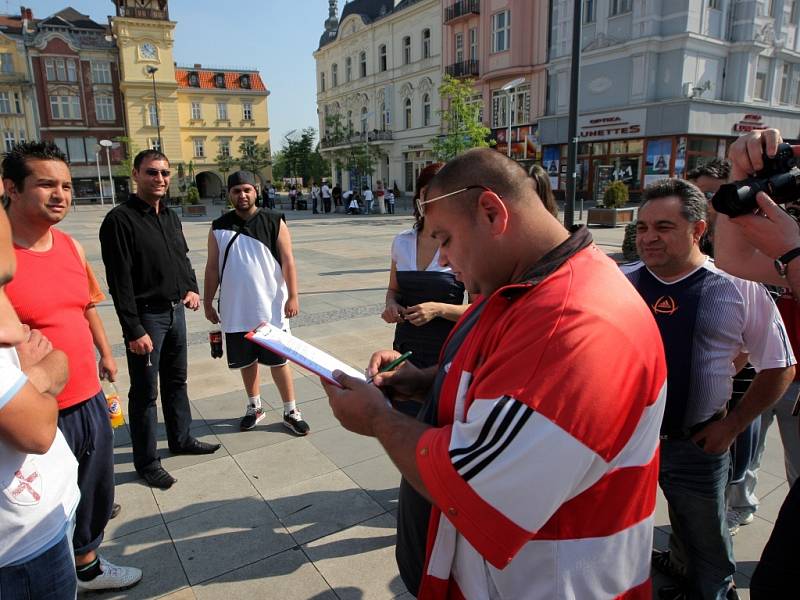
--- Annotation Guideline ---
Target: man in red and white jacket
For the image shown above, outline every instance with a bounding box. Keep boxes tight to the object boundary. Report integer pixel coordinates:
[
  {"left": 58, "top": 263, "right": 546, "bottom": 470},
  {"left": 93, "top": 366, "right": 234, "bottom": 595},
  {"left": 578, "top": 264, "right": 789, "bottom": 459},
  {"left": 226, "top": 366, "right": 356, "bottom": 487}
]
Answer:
[{"left": 323, "top": 149, "right": 666, "bottom": 599}]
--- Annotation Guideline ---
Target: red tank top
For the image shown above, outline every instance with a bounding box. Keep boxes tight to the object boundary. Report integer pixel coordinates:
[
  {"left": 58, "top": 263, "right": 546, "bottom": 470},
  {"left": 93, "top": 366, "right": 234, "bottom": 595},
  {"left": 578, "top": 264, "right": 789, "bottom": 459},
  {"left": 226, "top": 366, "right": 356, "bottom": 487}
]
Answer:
[{"left": 8, "top": 228, "right": 100, "bottom": 409}]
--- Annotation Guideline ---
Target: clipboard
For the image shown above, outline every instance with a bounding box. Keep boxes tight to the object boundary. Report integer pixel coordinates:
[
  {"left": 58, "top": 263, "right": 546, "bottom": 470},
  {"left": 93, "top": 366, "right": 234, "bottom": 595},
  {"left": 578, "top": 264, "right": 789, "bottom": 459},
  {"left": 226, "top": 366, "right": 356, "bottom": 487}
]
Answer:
[{"left": 245, "top": 323, "right": 366, "bottom": 387}]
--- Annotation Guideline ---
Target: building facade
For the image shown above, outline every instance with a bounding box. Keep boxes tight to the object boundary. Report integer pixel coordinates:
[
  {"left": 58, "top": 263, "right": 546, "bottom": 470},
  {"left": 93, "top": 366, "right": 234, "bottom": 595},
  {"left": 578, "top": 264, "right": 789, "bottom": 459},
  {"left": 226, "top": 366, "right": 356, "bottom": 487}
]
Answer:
[
  {"left": 175, "top": 65, "right": 272, "bottom": 198},
  {"left": 442, "top": 0, "right": 549, "bottom": 167},
  {"left": 0, "top": 10, "right": 38, "bottom": 160},
  {"left": 542, "top": 0, "right": 800, "bottom": 201},
  {"left": 26, "top": 7, "right": 126, "bottom": 200},
  {"left": 315, "top": 0, "right": 443, "bottom": 194},
  {"left": 111, "top": 0, "right": 271, "bottom": 198}
]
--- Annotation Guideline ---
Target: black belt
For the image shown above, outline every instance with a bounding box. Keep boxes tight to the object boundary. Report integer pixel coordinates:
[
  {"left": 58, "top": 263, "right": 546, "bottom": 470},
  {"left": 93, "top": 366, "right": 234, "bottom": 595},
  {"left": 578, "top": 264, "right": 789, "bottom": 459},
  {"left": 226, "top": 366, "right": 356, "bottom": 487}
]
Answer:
[
  {"left": 137, "top": 300, "right": 180, "bottom": 312},
  {"left": 660, "top": 409, "right": 726, "bottom": 441}
]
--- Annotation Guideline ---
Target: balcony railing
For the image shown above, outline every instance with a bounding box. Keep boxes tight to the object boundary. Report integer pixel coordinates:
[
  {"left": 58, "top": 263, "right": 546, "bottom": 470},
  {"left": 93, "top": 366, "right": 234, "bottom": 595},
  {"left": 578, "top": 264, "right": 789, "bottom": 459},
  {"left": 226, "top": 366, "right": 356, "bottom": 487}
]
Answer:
[
  {"left": 320, "top": 129, "right": 393, "bottom": 149},
  {"left": 445, "top": 59, "right": 480, "bottom": 78},
  {"left": 445, "top": 0, "right": 480, "bottom": 23}
]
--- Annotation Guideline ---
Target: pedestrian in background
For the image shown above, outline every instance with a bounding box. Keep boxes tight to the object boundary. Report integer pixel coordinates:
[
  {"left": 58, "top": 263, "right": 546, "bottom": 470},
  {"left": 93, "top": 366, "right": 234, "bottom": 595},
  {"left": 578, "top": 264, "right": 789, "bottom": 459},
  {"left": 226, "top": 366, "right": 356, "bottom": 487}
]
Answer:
[
  {"left": 385, "top": 188, "right": 395, "bottom": 214},
  {"left": 363, "top": 186, "right": 374, "bottom": 214},
  {"left": 321, "top": 180, "right": 332, "bottom": 213},
  {"left": 311, "top": 182, "right": 321, "bottom": 214}
]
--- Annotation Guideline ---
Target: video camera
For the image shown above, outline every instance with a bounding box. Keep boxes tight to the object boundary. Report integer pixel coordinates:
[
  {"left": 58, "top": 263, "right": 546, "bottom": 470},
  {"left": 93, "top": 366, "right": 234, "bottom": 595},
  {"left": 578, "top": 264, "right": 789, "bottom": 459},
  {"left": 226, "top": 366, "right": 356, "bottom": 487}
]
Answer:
[{"left": 712, "top": 142, "right": 800, "bottom": 217}]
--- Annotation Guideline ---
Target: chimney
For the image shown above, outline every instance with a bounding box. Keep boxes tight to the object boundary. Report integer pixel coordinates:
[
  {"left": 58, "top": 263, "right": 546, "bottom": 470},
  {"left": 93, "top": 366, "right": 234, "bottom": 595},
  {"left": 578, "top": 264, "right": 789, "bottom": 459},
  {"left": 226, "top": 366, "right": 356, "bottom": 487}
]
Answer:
[{"left": 193, "top": 63, "right": 202, "bottom": 69}]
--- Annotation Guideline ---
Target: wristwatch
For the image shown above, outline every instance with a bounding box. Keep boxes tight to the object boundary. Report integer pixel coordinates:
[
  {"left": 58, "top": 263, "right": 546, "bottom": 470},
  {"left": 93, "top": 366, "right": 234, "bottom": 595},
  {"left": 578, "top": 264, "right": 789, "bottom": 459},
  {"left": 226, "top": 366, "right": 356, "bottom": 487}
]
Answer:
[{"left": 774, "top": 247, "right": 800, "bottom": 277}]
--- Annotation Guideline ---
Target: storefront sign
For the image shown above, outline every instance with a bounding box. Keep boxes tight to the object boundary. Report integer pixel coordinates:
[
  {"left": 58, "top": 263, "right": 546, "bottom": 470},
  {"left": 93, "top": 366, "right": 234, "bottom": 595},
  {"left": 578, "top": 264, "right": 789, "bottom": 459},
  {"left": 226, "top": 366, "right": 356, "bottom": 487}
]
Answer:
[
  {"left": 578, "top": 109, "right": 646, "bottom": 140},
  {"left": 733, "top": 114, "right": 768, "bottom": 133}
]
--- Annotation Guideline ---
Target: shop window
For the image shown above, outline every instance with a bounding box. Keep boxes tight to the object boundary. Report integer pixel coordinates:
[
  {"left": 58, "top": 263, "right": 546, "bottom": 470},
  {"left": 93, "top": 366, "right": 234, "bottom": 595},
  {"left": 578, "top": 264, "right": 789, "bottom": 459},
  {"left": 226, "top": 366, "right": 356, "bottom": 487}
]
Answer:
[{"left": 688, "top": 138, "right": 717, "bottom": 154}]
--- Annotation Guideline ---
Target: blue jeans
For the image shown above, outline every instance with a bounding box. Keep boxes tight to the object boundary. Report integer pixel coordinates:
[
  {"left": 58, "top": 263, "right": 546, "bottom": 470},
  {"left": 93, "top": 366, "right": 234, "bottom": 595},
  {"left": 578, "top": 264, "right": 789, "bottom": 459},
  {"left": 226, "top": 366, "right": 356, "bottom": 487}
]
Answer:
[
  {"left": 660, "top": 438, "right": 735, "bottom": 600},
  {"left": 126, "top": 304, "right": 192, "bottom": 472},
  {"left": 0, "top": 534, "right": 76, "bottom": 600}
]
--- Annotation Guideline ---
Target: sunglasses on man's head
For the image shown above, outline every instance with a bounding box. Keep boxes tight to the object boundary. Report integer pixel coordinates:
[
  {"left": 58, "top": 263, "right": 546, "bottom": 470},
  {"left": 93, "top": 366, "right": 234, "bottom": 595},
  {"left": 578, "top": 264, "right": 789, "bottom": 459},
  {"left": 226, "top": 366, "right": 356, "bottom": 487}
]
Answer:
[
  {"left": 416, "top": 185, "right": 498, "bottom": 217},
  {"left": 145, "top": 168, "right": 171, "bottom": 178}
]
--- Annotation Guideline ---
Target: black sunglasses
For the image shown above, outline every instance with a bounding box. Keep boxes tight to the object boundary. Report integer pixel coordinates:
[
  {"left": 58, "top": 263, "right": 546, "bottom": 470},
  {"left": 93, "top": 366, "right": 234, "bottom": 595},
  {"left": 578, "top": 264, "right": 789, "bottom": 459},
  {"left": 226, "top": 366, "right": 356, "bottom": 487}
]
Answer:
[{"left": 145, "top": 168, "right": 171, "bottom": 178}]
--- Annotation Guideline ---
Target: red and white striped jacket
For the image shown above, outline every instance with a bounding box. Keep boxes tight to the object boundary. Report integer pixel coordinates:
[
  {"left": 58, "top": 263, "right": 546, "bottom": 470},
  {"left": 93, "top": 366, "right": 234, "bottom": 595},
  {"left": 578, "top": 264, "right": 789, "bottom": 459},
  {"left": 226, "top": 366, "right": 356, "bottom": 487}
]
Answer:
[{"left": 415, "top": 244, "right": 667, "bottom": 599}]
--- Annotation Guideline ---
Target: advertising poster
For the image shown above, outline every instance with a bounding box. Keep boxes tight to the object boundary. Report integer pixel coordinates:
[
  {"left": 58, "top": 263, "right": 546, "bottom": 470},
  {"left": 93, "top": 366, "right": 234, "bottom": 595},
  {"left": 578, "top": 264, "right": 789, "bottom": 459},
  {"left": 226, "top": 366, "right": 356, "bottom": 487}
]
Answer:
[
  {"left": 611, "top": 157, "right": 640, "bottom": 188},
  {"left": 543, "top": 146, "right": 560, "bottom": 190},
  {"left": 595, "top": 165, "right": 615, "bottom": 203},
  {"left": 644, "top": 138, "right": 672, "bottom": 187}
]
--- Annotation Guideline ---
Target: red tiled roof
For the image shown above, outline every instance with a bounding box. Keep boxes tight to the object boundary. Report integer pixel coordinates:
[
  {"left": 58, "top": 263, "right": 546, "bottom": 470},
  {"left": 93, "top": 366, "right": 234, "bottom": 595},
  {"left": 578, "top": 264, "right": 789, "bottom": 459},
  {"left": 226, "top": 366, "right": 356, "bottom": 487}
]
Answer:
[{"left": 175, "top": 69, "right": 267, "bottom": 92}]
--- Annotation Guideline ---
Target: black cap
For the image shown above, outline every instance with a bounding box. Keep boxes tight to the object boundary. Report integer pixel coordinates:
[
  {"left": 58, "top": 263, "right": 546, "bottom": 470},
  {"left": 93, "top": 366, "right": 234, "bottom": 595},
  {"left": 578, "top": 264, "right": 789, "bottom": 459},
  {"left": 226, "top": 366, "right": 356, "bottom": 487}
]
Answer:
[{"left": 227, "top": 170, "right": 257, "bottom": 190}]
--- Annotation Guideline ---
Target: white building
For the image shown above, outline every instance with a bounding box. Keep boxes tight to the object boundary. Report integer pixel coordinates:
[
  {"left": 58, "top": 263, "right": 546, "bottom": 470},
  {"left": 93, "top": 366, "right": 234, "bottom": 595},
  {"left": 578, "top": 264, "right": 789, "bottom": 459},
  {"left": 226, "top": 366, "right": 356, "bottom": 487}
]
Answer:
[{"left": 314, "top": 0, "right": 442, "bottom": 195}]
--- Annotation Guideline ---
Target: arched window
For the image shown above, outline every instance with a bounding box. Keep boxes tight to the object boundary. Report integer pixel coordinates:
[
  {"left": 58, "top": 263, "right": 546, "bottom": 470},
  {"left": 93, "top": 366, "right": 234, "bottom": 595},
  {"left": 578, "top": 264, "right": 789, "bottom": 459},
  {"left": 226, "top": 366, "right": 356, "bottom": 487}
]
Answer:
[
  {"left": 361, "top": 106, "right": 368, "bottom": 134},
  {"left": 404, "top": 98, "right": 412, "bottom": 129},
  {"left": 403, "top": 36, "right": 411, "bottom": 64},
  {"left": 359, "top": 51, "right": 367, "bottom": 77},
  {"left": 379, "top": 44, "right": 387, "bottom": 71},
  {"left": 345, "top": 57, "right": 352, "bottom": 82},
  {"left": 422, "top": 29, "right": 431, "bottom": 59},
  {"left": 332, "top": 63, "right": 338, "bottom": 87},
  {"left": 422, "top": 93, "right": 431, "bottom": 126}
]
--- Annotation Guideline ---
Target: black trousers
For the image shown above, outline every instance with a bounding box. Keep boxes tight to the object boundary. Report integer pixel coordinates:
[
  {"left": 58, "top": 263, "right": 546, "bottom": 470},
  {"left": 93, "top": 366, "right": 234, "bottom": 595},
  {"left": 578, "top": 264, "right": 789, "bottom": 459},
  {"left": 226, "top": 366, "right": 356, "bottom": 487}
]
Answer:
[
  {"left": 126, "top": 304, "right": 192, "bottom": 472},
  {"left": 58, "top": 392, "right": 114, "bottom": 555}
]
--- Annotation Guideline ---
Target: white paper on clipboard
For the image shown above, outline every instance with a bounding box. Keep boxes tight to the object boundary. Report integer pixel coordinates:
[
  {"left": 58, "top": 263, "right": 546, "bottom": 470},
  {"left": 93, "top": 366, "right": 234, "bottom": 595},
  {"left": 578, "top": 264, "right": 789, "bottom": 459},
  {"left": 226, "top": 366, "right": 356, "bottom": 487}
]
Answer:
[{"left": 245, "top": 323, "right": 366, "bottom": 387}]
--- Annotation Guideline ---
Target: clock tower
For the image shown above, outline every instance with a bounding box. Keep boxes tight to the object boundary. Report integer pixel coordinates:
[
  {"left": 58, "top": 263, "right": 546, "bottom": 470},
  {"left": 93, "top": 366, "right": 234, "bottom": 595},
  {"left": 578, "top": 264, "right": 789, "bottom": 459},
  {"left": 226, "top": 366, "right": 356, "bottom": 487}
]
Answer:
[{"left": 111, "top": 0, "right": 184, "bottom": 176}]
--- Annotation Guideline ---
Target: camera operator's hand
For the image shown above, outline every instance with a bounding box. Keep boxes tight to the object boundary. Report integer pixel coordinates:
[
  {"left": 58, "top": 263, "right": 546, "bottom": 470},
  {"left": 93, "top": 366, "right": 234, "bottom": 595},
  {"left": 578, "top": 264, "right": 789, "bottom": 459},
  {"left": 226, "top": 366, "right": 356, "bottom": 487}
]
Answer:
[
  {"left": 729, "top": 128, "right": 783, "bottom": 180},
  {"left": 730, "top": 192, "right": 800, "bottom": 260}
]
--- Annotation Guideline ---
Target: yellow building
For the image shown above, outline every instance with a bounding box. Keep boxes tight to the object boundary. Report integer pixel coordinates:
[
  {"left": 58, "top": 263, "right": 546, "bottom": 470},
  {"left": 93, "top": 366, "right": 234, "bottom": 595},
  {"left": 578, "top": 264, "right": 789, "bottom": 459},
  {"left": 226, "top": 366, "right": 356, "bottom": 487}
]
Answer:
[
  {"left": 0, "top": 11, "right": 38, "bottom": 153},
  {"left": 110, "top": 0, "right": 271, "bottom": 198}
]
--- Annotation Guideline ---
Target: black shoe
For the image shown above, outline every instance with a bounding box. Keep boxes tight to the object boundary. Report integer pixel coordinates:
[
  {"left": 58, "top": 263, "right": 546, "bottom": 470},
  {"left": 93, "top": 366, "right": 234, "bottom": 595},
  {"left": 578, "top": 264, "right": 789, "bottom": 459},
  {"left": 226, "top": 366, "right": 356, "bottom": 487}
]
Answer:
[
  {"left": 169, "top": 437, "right": 221, "bottom": 455},
  {"left": 110, "top": 503, "right": 122, "bottom": 519},
  {"left": 283, "top": 409, "right": 310, "bottom": 436},
  {"left": 138, "top": 465, "right": 176, "bottom": 489}
]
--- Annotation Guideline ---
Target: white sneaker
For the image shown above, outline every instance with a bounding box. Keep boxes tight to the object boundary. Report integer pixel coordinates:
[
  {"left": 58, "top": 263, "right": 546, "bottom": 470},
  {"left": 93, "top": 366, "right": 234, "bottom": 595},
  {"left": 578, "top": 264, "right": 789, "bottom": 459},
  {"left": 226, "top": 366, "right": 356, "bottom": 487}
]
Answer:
[
  {"left": 76, "top": 556, "right": 142, "bottom": 592},
  {"left": 726, "top": 509, "right": 754, "bottom": 536}
]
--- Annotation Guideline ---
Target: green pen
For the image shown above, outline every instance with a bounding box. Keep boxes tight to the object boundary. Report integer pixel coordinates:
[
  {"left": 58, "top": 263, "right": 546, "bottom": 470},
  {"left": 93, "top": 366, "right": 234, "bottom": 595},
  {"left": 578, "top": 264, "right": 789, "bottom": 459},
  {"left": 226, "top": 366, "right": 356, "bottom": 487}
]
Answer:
[{"left": 367, "top": 351, "right": 413, "bottom": 384}]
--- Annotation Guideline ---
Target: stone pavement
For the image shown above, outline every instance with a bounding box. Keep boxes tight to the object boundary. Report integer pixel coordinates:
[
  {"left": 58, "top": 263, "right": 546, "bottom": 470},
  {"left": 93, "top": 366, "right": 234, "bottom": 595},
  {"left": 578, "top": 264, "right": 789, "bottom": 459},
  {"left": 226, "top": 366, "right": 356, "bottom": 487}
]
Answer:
[{"left": 58, "top": 202, "right": 789, "bottom": 599}]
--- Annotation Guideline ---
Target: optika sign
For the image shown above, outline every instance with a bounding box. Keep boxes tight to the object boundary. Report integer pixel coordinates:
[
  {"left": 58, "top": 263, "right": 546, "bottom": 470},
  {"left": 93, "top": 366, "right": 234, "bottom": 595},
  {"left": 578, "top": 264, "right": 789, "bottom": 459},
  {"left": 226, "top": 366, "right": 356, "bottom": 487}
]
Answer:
[
  {"left": 577, "top": 109, "right": 646, "bottom": 140},
  {"left": 733, "top": 114, "right": 768, "bottom": 133}
]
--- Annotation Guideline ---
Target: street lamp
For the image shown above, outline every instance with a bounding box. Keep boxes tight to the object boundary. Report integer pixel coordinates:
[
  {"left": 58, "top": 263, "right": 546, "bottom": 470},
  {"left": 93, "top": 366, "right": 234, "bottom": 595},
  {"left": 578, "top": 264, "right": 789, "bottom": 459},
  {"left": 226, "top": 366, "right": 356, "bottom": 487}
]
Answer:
[
  {"left": 284, "top": 129, "right": 297, "bottom": 186},
  {"left": 99, "top": 139, "right": 116, "bottom": 207},
  {"left": 501, "top": 77, "right": 526, "bottom": 159},
  {"left": 146, "top": 66, "right": 162, "bottom": 152},
  {"left": 95, "top": 146, "right": 105, "bottom": 206}
]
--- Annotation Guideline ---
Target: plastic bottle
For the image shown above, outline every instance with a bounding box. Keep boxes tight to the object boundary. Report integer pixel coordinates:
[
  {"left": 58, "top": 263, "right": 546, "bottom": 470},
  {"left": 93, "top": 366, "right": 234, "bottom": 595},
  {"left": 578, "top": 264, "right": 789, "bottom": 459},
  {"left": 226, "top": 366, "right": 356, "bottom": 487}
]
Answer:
[{"left": 103, "top": 381, "right": 124, "bottom": 429}]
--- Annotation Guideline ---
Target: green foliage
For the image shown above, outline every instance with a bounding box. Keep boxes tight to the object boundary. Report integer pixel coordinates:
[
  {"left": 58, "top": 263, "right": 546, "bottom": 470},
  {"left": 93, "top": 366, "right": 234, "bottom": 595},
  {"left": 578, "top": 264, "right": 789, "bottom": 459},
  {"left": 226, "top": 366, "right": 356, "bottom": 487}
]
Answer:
[
  {"left": 322, "top": 114, "right": 383, "bottom": 184},
  {"left": 112, "top": 136, "right": 137, "bottom": 180},
  {"left": 185, "top": 186, "right": 200, "bottom": 205},
  {"left": 431, "top": 75, "right": 493, "bottom": 161},
  {"left": 276, "top": 128, "right": 329, "bottom": 184},
  {"left": 238, "top": 140, "right": 272, "bottom": 176},
  {"left": 603, "top": 181, "right": 629, "bottom": 208},
  {"left": 215, "top": 151, "right": 236, "bottom": 179}
]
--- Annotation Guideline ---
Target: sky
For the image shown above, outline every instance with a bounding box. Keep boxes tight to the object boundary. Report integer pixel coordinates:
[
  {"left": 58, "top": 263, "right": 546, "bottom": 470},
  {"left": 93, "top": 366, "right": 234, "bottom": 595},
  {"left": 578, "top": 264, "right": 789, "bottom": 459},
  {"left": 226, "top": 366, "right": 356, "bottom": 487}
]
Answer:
[{"left": 28, "top": 0, "right": 325, "bottom": 151}]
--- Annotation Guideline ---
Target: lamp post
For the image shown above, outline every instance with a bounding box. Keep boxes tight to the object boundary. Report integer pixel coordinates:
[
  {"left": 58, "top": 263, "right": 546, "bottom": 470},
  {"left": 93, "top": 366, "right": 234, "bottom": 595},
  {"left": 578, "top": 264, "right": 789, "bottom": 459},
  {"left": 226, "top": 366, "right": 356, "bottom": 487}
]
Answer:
[
  {"left": 95, "top": 147, "right": 105, "bottom": 206},
  {"left": 99, "top": 139, "right": 115, "bottom": 207},
  {"left": 146, "top": 66, "right": 162, "bottom": 152},
  {"left": 501, "top": 77, "right": 526, "bottom": 159},
  {"left": 362, "top": 111, "right": 374, "bottom": 192},
  {"left": 284, "top": 128, "right": 297, "bottom": 186},
  {"left": 564, "top": 0, "right": 584, "bottom": 228}
]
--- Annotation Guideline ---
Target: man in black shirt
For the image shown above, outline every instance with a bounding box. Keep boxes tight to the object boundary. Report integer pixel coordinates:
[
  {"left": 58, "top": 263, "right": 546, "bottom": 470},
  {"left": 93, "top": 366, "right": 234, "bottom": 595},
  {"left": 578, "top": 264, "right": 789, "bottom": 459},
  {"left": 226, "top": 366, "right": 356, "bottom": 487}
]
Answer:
[{"left": 99, "top": 150, "right": 220, "bottom": 490}]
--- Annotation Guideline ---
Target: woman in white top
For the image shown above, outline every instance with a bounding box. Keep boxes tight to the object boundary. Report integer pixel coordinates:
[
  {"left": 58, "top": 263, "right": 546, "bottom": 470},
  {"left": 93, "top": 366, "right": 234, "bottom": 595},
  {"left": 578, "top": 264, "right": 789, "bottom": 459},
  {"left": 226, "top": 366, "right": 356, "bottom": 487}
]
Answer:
[{"left": 382, "top": 163, "right": 469, "bottom": 407}]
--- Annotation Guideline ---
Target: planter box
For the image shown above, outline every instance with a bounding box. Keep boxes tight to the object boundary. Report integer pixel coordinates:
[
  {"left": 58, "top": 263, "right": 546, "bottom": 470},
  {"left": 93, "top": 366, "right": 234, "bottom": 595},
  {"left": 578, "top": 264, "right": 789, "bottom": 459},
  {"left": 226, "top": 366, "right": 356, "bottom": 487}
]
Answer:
[
  {"left": 182, "top": 204, "right": 207, "bottom": 217},
  {"left": 587, "top": 207, "right": 635, "bottom": 227}
]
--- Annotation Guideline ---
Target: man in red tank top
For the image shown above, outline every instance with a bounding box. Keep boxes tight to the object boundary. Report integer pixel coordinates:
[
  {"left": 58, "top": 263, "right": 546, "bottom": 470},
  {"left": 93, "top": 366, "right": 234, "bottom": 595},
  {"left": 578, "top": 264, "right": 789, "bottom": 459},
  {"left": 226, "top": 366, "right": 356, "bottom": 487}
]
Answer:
[{"left": 2, "top": 142, "right": 142, "bottom": 592}]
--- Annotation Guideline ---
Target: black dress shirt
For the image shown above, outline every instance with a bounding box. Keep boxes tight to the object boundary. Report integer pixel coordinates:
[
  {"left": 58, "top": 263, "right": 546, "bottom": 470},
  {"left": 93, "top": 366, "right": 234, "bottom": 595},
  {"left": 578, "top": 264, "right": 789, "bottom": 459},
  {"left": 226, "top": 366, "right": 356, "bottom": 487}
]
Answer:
[{"left": 99, "top": 195, "right": 199, "bottom": 340}]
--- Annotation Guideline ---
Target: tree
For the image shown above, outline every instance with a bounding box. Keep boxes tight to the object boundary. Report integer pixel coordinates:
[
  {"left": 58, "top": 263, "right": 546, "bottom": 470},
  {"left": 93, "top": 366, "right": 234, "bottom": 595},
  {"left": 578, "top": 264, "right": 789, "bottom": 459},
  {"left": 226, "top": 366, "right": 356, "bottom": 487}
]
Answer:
[
  {"left": 431, "top": 75, "right": 493, "bottom": 161},
  {"left": 275, "top": 128, "right": 331, "bottom": 185},
  {"left": 322, "top": 114, "right": 384, "bottom": 188},
  {"left": 215, "top": 151, "right": 236, "bottom": 182},
  {"left": 238, "top": 140, "right": 272, "bottom": 179}
]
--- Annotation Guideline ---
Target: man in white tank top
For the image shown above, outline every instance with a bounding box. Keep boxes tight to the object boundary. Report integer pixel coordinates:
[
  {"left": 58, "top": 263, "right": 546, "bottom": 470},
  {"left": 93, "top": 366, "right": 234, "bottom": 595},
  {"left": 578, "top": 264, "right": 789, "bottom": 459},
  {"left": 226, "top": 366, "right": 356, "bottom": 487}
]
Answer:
[{"left": 203, "top": 171, "right": 310, "bottom": 435}]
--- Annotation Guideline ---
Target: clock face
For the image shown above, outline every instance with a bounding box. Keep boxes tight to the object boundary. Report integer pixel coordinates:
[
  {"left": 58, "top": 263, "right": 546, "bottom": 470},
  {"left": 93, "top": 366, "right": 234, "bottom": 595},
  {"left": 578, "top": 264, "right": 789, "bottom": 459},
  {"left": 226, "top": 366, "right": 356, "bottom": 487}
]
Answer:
[{"left": 140, "top": 43, "right": 157, "bottom": 60}]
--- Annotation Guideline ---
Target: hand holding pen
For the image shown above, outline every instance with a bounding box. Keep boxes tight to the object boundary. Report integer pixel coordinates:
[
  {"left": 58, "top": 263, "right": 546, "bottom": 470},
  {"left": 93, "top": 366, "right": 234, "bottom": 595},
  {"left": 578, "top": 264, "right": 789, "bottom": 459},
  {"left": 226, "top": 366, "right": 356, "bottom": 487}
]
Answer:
[{"left": 366, "top": 351, "right": 412, "bottom": 384}]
